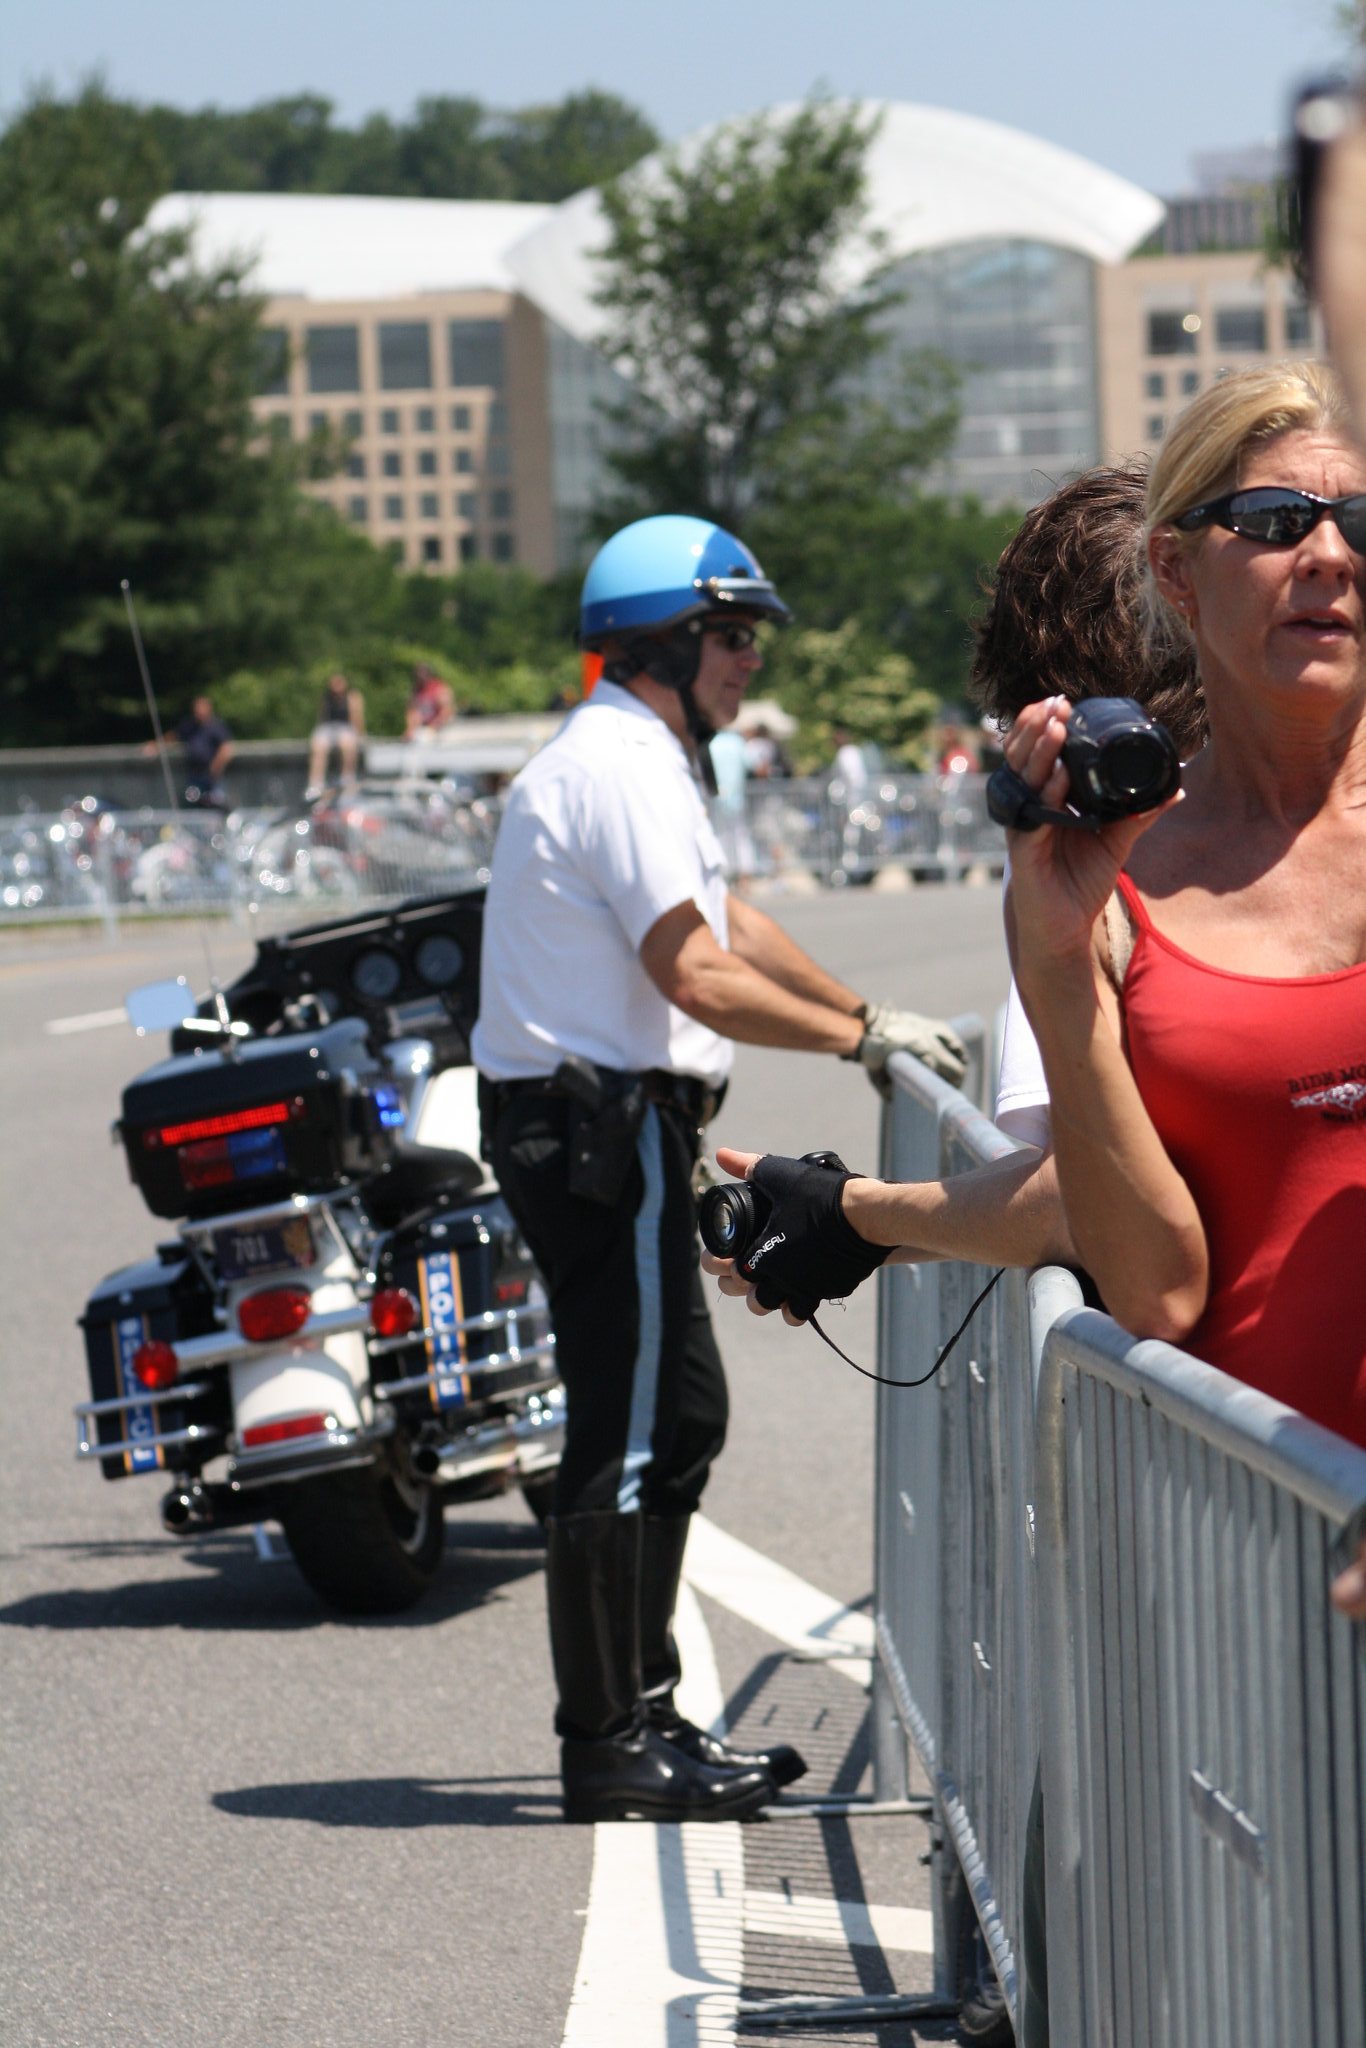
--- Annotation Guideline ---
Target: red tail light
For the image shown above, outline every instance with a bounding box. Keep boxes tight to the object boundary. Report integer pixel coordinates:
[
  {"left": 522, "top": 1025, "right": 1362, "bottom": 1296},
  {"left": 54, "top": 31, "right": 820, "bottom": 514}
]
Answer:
[
  {"left": 132, "top": 1339, "right": 179, "bottom": 1391},
  {"left": 146, "top": 1099, "right": 299, "bottom": 1149},
  {"left": 241, "top": 1412, "right": 333, "bottom": 1448},
  {"left": 237, "top": 1288, "right": 312, "bottom": 1343},
  {"left": 494, "top": 1278, "right": 530, "bottom": 1306},
  {"left": 370, "top": 1287, "right": 418, "bottom": 1338}
]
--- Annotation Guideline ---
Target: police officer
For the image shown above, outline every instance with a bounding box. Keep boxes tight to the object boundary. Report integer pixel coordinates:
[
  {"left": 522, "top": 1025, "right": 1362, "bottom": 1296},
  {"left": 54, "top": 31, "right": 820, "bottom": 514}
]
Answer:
[{"left": 472, "top": 515, "right": 967, "bottom": 1824}]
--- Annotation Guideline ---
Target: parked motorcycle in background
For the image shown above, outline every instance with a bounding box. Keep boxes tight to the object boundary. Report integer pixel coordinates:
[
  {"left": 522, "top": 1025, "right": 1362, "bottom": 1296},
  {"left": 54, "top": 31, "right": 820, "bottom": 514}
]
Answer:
[{"left": 74, "top": 889, "right": 563, "bottom": 1614}]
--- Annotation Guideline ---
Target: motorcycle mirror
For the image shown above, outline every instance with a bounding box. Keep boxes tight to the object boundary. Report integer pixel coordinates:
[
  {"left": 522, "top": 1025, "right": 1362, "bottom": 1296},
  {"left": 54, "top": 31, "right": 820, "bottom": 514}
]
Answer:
[{"left": 125, "top": 978, "right": 195, "bottom": 1035}]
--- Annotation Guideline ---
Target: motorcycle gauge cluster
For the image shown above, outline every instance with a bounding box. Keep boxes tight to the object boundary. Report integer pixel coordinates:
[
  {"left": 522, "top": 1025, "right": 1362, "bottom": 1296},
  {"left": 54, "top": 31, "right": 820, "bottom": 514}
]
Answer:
[
  {"left": 350, "top": 947, "right": 403, "bottom": 1001},
  {"left": 413, "top": 934, "right": 464, "bottom": 989}
]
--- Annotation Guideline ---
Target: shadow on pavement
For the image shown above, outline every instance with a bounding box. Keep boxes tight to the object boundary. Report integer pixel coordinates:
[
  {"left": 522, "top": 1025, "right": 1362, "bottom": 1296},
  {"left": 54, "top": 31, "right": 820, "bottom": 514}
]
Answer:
[
  {"left": 213, "top": 1774, "right": 563, "bottom": 1828},
  {"left": 0, "top": 1520, "right": 545, "bottom": 1633}
]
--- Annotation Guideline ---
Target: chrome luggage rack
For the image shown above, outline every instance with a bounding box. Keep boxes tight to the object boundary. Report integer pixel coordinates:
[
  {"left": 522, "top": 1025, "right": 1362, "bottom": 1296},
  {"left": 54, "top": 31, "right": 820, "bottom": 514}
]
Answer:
[{"left": 370, "top": 1301, "right": 556, "bottom": 1403}]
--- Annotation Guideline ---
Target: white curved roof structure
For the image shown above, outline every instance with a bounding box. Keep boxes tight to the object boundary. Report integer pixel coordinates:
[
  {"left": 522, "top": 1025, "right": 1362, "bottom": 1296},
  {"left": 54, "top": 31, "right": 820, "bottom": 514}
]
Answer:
[
  {"left": 505, "top": 100, "right": 1163, "bottom": 344},
  {"left": 148, "top": 192, "right": 551, "bottom": 300}
]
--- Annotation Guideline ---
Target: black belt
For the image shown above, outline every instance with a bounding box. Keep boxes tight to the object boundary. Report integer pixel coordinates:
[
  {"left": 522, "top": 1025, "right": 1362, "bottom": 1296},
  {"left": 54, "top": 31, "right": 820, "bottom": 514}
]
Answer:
[{"left": 483, "top": 1067, "right": 726, "bottom": 1127}]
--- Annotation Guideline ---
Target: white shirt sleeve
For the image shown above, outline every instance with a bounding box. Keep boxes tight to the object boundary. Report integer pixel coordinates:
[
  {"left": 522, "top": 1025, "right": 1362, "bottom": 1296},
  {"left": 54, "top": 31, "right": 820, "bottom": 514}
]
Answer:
[
  {"left": 579, "top": 749, "right": 718, "bottom": 952},
  {"left": 994, "top": 849, "right": 1050, "bottom": 1146}
]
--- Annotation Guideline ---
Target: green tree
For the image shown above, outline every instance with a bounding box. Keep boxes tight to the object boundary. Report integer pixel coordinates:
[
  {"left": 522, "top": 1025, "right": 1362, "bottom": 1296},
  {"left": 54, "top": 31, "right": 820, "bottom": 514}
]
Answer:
[
  {"left": 594, "top": 98, "right": 900, "bottom": 527},
  {"left": 0, "top": 90, "right": 396, "bottom": 743},
  {"left": 137, "top": 89, "right": 657, "bottom": 202},
  {"left": 592, "top": 97, "right": 1021, "bottom": 707},
  {"left": 763, "top": 620, "right": 939, "bottom": 771}
]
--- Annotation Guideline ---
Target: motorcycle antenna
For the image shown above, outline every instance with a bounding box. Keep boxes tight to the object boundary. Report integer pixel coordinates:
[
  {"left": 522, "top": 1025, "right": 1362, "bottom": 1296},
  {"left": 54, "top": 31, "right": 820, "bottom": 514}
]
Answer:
[{"left": 120, "top": 579, "right": 233, "bottom": 1037}]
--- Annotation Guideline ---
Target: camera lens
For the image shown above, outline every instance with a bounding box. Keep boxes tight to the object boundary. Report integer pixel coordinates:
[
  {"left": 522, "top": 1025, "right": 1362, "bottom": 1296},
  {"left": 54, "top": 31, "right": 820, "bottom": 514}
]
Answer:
[
  {"left": 1099, "top": 733, "right": 1170, "bottom": 803},
  {"left": 698, "top": 1182, "right": 759, "bottom": 1261}
]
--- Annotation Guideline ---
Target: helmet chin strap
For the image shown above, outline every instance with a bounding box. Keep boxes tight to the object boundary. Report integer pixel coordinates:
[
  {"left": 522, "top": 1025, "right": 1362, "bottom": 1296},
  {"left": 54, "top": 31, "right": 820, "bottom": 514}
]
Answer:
[{"left": 603, "top": 623, "right": 718, "bottom": 795}]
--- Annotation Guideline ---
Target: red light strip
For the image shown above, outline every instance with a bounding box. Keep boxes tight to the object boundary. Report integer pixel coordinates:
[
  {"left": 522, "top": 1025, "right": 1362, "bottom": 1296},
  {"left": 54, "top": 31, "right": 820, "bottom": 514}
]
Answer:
[{"left": 159, "top": 1101, "right": 291, "bottom": 1147}]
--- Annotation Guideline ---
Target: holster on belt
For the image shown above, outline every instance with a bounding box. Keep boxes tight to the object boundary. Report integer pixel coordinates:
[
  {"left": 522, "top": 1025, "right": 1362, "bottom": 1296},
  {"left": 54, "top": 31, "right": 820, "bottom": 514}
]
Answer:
[{"left": 555, "top": 1056, "right": 647, "bottom": 1206}]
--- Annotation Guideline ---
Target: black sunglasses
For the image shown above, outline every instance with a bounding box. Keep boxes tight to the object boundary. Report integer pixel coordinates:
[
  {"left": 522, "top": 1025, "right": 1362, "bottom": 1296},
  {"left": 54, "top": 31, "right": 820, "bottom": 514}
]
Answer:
[
  {"left": 1175, "top": 486, "right": 1366, "bottom": 552},
  {"left": 703, "top": 621, "right": 759, "bottom": 651}
]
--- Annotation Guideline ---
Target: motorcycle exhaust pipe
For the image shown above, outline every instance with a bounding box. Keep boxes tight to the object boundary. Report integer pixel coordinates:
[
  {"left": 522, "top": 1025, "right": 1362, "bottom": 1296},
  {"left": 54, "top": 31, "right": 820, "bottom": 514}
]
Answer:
[
  {"left": 411, "top": 1444, "right": 441, "bottom": 1478},
  {"left": 162, "top": 1488, "right": 198, "bottom": 1531}
]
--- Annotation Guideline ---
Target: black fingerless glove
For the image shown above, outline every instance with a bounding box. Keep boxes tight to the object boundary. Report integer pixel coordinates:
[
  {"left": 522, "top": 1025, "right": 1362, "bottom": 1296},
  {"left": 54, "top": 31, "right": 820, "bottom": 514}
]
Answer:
[{"left": 738, "top": 1150, "right": 889, "bottom": 1322}]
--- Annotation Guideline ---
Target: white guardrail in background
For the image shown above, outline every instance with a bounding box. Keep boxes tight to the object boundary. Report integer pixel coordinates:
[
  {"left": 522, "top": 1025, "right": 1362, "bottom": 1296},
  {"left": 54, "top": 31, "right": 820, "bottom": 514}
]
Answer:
[
  {"left": 0, "top": 772, "right": 1007, "bottom": 926},
  {"left": 873, "top": 1042, "right": 1366, "bottom": 2045}
]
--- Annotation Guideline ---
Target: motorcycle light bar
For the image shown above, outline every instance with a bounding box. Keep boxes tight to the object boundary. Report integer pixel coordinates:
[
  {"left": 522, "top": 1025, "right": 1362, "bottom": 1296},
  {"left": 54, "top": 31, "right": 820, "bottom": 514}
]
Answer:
[{"left": 147, "top": 1099, "right": 303, "bottom": 1149}]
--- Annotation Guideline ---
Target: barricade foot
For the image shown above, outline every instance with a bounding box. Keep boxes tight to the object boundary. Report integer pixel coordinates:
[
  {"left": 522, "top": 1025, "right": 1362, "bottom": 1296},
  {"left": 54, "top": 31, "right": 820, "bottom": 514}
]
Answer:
[{"left": 736, "top": 1990, "right": 958, "bottom": 2031}]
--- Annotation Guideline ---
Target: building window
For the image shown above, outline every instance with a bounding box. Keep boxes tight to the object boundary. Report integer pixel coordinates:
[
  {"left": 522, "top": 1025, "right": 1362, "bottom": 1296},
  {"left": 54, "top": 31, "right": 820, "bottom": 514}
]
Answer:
[
  {"left": 1215, "top": 307, "right": 1266, "bottom": 353},
  {"left": 417, "top": 449, "right": 437, "bottom": 476},
  {"left": 347, "top": 454, "right": 366, "bottom": 479},
  {"left": 306, "top": 325, "right": 361, "bottom": 393},
  {"left": 308, "top": 411, "right": 329, "bottom": 434},
  {"left": 1285, "top": 300, "right": 1312, "bottom": 345},
  {"left": 460, "top": 534, "right": 478, "bottom": 562},
  {"left": 492, "top": 532, "right": 515, "bottom": 563},
  {"left": 382, "top": 451, "right": 401, "bottom": 478},
  {"left": 487, "top": 443, "right": 512, "bottom": 477},
  {"left": 490, "top": 488, "right": 514, "bottom": 520},
  {"left": 422, "top": 536, "right": 442, "bottom": 564},
  {"left": 488, "top": 401, "right": 509, "bottom": 435},
  {"left": 419, "top": 492, "right": 439, "bottom": 518},
  {"left": 1146, "top": 416, "right": 1165, "bottom": 440},
  {"left": 455, "top": 448, "right": 474, "bottom": 474},
  {"left": 451, "top": 404, "right": 471, "bottom": 431},
  {"left": 256, "top": 327, "right": 289, "bottom": 396},
  {"left": 384, "top": 495, "right": 404, "bottom": 521},
  {"left": 267, "top": 415, "right": 291, "bottom": 443},
  {"left": 1145, "top": 372, "right": 1165, "bottom": 399},
  {"left": 448, "top": 319, "right": 505, "bottom": 389},
  {"left": 1147, "top": 311, "right": 1200, "bottom": 356},
  {"left": 348, "top": 497, "right": 368, "bottom": 523},
  {"left": 387, "top": 540, "right": 405, "bottom": 563},
  {"left": 381, "top": 408, "right": 400, "bottom": 434},
  {"left": 415, "top": 406, "right": 435, "bottom": 433},
  {"left": 379, "top": 322, "right": 433, "bottom": 390},
  {"left": 1180, "top": 370, "right": 1200, "bottom": 395},
  {"left": 457, "top": 492, "right": 478, "bottom": 519},
  {"left": 342, "top": 410, "right": 363, "bottom": 436}
]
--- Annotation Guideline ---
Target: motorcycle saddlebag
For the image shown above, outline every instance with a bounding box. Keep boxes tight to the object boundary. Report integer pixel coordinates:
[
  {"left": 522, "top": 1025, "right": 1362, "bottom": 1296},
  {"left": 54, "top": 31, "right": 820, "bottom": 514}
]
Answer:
[
  {"left": 80, "top": 1250, "right": 220, "bottom": 1481},
  {"left": 119, "top": 1018, "right": 401, "bottom": 1220},
  {"left": 374, "top": 1194, "right": 549, "bottom": 1413}
]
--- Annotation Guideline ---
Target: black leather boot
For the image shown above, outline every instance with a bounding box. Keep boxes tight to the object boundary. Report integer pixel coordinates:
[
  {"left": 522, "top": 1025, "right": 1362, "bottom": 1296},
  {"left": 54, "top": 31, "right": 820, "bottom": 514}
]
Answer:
[
  {"left": 641, "top": 1512, "right": 808, "bottom": 1790},
  {"left": 548, "top": 1509, "right": 774, "bottom": 1823}
]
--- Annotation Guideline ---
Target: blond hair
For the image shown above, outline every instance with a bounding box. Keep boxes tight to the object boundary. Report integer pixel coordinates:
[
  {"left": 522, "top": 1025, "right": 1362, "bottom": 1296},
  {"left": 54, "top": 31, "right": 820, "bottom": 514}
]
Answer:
[{"left": 1141, "top": 361, "right": 1352, "bottom": 661}]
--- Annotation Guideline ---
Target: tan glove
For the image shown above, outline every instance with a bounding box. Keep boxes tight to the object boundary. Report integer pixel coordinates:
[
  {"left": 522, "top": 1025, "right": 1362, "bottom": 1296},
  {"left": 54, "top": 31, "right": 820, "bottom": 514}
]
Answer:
[{"left": 847, "top": 1001, "right": 969, "bottom": 1095}]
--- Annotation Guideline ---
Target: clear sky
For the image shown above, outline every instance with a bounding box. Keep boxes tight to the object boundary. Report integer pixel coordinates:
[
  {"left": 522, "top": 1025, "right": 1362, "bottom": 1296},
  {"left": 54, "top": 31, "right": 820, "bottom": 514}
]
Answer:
[{"left": 3, "top": 0, "right": 1352, "bottom": 197}]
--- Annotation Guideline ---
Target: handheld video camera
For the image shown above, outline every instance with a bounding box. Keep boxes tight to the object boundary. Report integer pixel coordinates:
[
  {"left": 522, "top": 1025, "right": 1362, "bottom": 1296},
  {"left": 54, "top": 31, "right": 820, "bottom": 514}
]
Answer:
[{"left": 986, "top": 697, "right": 1181, "bottom": 834}]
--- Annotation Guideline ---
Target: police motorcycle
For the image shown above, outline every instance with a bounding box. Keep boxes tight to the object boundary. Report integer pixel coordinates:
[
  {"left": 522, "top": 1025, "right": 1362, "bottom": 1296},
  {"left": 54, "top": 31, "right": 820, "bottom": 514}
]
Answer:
[{"left": 73, "top": 889, "right": 564, "bottom": 1614}]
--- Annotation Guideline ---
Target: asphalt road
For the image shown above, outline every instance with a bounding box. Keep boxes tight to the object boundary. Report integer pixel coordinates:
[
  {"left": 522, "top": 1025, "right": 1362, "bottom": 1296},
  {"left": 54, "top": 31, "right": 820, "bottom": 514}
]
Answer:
[{"left": 0, "top": 884, "right": 1010, "bottom": 2048}]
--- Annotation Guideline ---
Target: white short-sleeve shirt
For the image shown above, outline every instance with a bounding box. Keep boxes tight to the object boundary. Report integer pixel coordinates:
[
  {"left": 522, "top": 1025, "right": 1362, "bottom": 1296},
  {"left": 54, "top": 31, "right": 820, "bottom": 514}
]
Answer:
[
  {"left": 993, "top": 854, "right": 1050, "bottom": 1148},
  {"left": 472, "top": 682, "right": 733, "bottom": 1086}
]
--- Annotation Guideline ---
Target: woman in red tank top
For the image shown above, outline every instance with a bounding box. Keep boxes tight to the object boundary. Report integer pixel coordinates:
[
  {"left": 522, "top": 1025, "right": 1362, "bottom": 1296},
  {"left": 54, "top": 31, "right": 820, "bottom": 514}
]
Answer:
[{"left": 1005, "top": 363, "right": 1366, "bottom": 1513}]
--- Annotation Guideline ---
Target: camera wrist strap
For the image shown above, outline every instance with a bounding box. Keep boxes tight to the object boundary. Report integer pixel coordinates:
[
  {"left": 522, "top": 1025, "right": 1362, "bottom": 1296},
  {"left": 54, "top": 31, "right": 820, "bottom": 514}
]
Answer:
[{"left": 807, "top": 1266, "right": 1005, "bottom": 1389}]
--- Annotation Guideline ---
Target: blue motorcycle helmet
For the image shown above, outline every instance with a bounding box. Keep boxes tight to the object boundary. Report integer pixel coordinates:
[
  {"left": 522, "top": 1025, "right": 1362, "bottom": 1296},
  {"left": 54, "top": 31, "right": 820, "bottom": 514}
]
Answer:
[{"left": 578, "top": 515, "right": 791, "bottom": 791}]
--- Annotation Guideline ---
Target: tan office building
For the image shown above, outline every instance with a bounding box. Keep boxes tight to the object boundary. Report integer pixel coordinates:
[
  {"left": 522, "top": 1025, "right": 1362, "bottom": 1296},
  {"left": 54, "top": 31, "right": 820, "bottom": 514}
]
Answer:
[
  {"left": 1096, "top": 244, "right": 1319, "bottom": 467},
  {"left": 149, "top": 192, "right": 629, "bottom": 575}
]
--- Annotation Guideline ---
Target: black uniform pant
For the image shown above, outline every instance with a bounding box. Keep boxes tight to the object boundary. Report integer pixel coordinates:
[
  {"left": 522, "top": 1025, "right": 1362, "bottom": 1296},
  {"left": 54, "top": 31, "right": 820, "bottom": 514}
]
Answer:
[{"left": 491, "top": 1091, "right": 727, "bottom": 1518}]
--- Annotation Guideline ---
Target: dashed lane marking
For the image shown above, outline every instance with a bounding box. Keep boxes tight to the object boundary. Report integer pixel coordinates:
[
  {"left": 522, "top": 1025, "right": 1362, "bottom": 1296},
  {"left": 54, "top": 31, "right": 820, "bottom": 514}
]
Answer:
[
  {"left": 683, "top": 1513, "right": 874, "bottom": 1687},
  {"left": 742, "top": 1891, "right": 933, "bottom": 1954},
  {"left": 44, "top": 1007, "right": 129, "bottom": 1035}
]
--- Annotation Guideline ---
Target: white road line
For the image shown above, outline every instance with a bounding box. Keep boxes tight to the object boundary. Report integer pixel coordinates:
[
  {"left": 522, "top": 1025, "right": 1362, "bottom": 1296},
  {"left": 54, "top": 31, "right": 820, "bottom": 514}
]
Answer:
[
  {"left": 743, "top": 1891, "right": 933, "bottom": 1955},
  {"left": 560, "top": 1581, "right": 744, "bottom": 2048},
  {"left": 44, "top": 1007, "right": 128, "bottom": 1035},
  {"left": 683, "top": 1513, "right": 874, "bottom": 1687}
]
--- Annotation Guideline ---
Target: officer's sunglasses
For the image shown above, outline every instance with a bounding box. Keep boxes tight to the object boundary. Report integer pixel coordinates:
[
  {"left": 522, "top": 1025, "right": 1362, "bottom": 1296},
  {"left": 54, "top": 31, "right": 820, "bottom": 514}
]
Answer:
[
  {"left": 1174, "top": 486, "right": 1366, "bottom": 552},
  {"left": 702, "top": 621, "right": 759, "bottom": 651}
]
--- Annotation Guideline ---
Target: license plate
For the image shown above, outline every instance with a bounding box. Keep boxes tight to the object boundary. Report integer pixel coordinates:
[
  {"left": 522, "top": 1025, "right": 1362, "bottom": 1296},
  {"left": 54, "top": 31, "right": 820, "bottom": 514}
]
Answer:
[{"left": 213, "top": 1214, "right": 317, "bottom": 1282}]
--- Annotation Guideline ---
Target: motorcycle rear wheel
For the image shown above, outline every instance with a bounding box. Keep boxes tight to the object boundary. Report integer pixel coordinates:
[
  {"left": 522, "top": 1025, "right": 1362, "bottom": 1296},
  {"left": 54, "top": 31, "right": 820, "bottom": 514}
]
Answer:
[{"left": 281, "top": 1463, "right": 444, "bottom": 1615}]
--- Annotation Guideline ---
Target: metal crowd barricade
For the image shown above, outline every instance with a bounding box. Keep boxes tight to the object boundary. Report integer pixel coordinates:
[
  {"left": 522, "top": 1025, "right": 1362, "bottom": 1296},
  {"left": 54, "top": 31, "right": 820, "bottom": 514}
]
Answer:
[
  {"left": 1037, "top": 1310, "right": 1366, "bottom": 2048},
  {"left": 873, "top": 1047, "right": 1366, "bottom": 2044}
]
